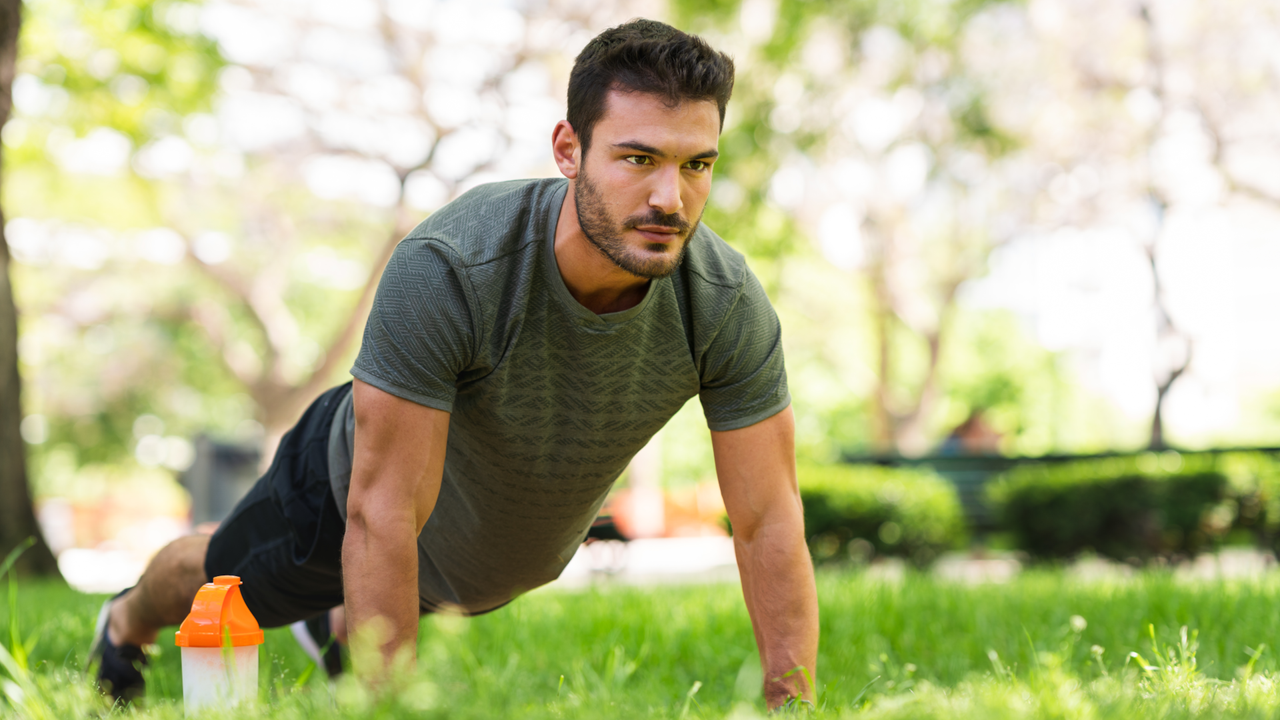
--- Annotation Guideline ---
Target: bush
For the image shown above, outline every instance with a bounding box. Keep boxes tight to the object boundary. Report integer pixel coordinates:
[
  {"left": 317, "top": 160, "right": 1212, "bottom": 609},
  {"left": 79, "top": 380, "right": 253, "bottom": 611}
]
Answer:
[
  {"left": 987, "top": 451, "right": 1280, "bottom": 561},
  {"left": 798, "top": 464, "right": 966, "bottom": 566},
  {"left": 1219, "top": 451, "right": 1280, "bottom": 548}
]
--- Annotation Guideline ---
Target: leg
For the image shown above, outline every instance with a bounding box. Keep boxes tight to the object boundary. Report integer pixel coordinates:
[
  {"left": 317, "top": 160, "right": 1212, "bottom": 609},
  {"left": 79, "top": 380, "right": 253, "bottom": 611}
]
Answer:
[
  {"left": 94, "top": 383, "right": 354, "bottom": 702},
  {"left": 109, "top": 534, "right": 210, "bottom": 646},
  {"left": 331, "top": 605, "right": 348, "bottom": 645}
]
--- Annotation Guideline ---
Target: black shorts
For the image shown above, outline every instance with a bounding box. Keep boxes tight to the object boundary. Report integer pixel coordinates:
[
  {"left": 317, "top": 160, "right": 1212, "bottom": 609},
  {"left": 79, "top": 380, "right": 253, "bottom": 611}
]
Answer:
[{"left": 204, "top": 382, "right": 351, "bottom": 628}]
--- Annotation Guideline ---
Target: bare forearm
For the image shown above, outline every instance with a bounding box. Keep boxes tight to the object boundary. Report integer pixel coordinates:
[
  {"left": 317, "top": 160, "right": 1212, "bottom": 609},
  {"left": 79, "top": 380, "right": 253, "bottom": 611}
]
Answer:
[
  {"left": 735, "top": 519, "right": 819, "bottom": 708},
  {"left": 342, "top": 511, "right": 420, "bottom": 669},
  {"left": 711, "top": 408, "right": 818, "bottom": 708},
  {"left": 343, "top": 381, "right": 449, "bottom": 677}
]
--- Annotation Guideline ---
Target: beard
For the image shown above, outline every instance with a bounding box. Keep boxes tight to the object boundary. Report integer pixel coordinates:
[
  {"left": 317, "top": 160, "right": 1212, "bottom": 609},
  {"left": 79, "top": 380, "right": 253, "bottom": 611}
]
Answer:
[{"left": 574, "top": 169, "right": 699, "bottom": 280}]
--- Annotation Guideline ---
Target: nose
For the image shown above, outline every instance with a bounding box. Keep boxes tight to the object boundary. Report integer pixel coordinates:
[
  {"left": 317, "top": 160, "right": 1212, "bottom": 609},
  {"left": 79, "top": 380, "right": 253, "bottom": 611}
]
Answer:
[{"left": 648, "top": 165, "right": 683, "bottom": 216}]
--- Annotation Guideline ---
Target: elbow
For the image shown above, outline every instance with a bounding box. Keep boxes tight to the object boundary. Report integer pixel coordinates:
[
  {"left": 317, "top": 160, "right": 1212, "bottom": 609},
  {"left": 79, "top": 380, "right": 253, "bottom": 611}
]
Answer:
[
  {"left": 346, "top": 486, "right": 425, "bottom": 541},
  {"left": 731, "top": 509, "right": 766, "bottom": 544},
  {"left": 344, "top": 490, "right": 390, "bottom": 542},
  {"left": 344, "top": 500, "right": 377, "bottom": 552},
  {"left": 345, "top": 503, "right": 370, "bottom": 535},
  {"left": 345, "top": 490, "right": 374, "bottom": 532},
  {"left": 732, "top": 497, "right": 805, "bottom": 547}
]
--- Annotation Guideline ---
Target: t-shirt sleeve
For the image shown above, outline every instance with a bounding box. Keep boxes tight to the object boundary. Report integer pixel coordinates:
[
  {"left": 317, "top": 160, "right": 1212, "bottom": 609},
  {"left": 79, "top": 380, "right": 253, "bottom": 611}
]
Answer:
[
  {"left": 351, "top": 239, "right": 476, "bottom": 412},
  {"left": 697, "top": 269, "right": 791, "bottom": 431}
]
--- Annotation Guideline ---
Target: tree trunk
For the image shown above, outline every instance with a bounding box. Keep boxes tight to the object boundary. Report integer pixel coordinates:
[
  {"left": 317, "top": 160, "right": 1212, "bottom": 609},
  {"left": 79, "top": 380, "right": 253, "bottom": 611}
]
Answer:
[
  {"left": 866, "top": 228, "right": 965, "bottom": 456},
  {"left": 0, "top": 0, "right": 59, "bottom": 577},
  {"left": 869, "top": 260, "right": 896, "bottom": 452}
]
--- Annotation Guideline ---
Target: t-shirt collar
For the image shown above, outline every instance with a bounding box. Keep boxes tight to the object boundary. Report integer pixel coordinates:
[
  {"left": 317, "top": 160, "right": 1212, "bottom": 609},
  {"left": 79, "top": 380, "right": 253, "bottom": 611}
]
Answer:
[{"left": 543, "top": 179, "right": 660, "bottom": 325}]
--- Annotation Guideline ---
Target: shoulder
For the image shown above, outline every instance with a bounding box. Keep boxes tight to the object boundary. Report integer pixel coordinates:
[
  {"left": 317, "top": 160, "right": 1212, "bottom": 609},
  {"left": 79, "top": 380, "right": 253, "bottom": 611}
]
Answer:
[
  {"left": 400, "top": 178, "right": 566, "bottom": 268},
  {"left": 678, "top": 224, "right": 750, "bottom": 292},
  {"left": 672, "top": 225, "right": 781, "bottom": 349}
]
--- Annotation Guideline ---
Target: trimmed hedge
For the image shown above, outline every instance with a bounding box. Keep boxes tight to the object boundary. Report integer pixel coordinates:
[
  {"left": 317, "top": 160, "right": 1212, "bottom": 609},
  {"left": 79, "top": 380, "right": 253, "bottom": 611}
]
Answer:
[
  {"left": 1221, "top": 451, "right": 1280, "bottom": 549},
  {"left": 987, "top": 451, "right": 1280, "bottom": 560},
  {"left": 799, "top": 464, "right": 966, "bottom": 566}
]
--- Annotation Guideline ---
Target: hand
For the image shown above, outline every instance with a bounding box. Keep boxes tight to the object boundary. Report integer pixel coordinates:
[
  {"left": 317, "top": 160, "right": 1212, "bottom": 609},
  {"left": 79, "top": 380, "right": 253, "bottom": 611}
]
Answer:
[
  {"left": 769, "top": 697, "right": 816, "bottom": 715},
  {"left": 766, "top": 664, "right": 816, "bottom": 712}
]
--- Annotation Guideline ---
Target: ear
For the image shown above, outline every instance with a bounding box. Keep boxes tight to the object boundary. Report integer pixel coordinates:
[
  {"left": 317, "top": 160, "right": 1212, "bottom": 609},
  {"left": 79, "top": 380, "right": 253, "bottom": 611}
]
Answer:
[{"left": 552, "top": 120, "right": 581, "bottom": 180}]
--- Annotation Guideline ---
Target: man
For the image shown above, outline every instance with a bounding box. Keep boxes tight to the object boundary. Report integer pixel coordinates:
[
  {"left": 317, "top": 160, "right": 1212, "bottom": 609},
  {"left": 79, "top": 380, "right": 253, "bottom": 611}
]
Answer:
[{"left": 91, "top": 18, "right": 819, "bottom": 710}]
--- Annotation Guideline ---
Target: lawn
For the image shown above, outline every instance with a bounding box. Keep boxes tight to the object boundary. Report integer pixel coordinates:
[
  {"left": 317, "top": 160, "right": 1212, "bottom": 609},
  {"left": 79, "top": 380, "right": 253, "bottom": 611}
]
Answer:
[{"left": 5, "top": 568, "right": 1280, "bottom": 718}]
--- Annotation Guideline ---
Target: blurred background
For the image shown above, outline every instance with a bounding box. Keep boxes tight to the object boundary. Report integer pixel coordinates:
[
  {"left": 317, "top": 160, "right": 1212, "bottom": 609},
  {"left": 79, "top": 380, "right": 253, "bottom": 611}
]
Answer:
[{"left": 3, "top": 0, "right": 1280, "bottom": 589}]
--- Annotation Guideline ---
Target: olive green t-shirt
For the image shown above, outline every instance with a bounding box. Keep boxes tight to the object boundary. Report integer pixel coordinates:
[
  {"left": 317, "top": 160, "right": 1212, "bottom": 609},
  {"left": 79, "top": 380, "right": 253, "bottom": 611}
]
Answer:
[{"left": 329, "top": 178, "right": 789, "bottom": 614}]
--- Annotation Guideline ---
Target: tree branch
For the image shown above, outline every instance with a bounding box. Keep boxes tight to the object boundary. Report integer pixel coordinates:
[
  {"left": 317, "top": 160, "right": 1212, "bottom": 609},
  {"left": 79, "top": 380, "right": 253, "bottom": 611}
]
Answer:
[
  {"left": 184, "top": 252, "right": 273, "bottom": 378},
  {"left": 1195, "top": 100, "right": 1280, "bottom": 209},
  {"left": 288, "top": 204, "right": 409, "bottom": 407},
  {"left": 186, "top": 299, "right": 259, "bottom": 387}
]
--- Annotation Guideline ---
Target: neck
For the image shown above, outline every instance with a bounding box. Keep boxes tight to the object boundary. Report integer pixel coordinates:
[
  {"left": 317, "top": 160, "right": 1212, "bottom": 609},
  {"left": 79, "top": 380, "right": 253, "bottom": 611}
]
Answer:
[{"left": 553, "top": 180, "right": 651, "bottom": 315}]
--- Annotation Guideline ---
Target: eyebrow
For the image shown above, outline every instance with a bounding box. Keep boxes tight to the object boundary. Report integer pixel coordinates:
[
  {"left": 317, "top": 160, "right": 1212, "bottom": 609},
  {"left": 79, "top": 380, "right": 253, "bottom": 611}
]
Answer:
[{"left": 613, "top": 140, "right": 719, "bottom": 161}]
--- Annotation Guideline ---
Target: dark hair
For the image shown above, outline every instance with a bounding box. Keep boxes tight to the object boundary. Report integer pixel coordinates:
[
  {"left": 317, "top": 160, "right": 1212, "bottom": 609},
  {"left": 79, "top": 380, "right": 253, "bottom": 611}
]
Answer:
[{"left": 567, "top": 19, "right": 735, "bottom": 155}]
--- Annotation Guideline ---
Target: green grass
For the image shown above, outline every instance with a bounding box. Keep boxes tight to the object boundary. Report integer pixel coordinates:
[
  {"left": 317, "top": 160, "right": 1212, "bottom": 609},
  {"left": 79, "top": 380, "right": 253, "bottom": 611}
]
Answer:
[{"left": 5, "top": 569, "right": 1280, "bottom": 718}]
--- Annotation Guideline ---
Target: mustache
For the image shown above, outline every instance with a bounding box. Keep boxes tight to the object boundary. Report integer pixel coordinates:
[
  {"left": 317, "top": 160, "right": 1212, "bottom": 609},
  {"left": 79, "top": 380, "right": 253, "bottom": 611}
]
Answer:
[{"left": 624, "top": 210, "right": 691, "bottom": 233}]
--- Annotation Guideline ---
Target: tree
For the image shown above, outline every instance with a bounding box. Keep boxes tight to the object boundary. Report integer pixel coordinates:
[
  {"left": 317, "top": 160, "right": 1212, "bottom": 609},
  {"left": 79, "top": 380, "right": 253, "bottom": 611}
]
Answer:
[
  {"left": 991, "top": 0, "right": 1280, "bottom": 450},
  {"left": 1, "top": 0, "right": 58, "bottom": 576},
  {"left": 1136, "top": 4, "right": 1191, "bottom": 450},
  {"left": 168, "top": 0, "right": 655, "bottom": 454},
  {"left": 11, "top": 0, "right": 661, "bottom": 474},
  {"left": 675, "top": 0, "right": 1027, "bottom": 455},
  {"left": 675, "top": 0, "right": 1280, "bottom": 457},
  {"left": 3, "top": 0, "right": 222, "bottom": 558}
]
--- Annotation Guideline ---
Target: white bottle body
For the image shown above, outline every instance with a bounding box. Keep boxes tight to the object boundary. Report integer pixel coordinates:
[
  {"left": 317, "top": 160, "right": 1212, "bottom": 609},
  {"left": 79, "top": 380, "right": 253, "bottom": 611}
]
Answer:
[{"left": 181, "top": 645, "right": 258, "bottom": 713}]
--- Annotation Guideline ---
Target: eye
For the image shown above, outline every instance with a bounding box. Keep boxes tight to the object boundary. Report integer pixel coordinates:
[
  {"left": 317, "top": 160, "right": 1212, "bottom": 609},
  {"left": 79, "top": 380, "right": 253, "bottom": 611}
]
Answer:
[
  {"left": 684, "top": 160, "right": 710, "bottom": 171},
  {"left": 625, "top": 155, "right": 653, "bottom": 165}
]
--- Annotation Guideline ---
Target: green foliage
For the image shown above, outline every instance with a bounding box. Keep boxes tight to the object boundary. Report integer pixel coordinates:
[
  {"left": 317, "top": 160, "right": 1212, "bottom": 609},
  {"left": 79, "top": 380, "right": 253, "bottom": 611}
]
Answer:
[
  {"left": 15, "top": 0, "right": 223, "bottom": 146},
  {"left": 8, "top": 0, "right": 383, "bottom": 481},
  {"left": 668, "top": 0, "right": 1065, "bottom": 459},
  {"left": 1220, "top": 452, "right": 1280, "bottom": 550},
  {"left": 6, "top": 0, "right": 240, "bottom": 480},
  {"left": 953, "top": 91, "right": 1020, "bottom": 155},
  {"left": 932, "top": 310, "right": 1083, "bottom": 454},
  {"left": 988, "top": 451, "right": 1280, "bottom": 560},
  {"left": 799, "top": 463, "right": 966, "bottom": 565}
]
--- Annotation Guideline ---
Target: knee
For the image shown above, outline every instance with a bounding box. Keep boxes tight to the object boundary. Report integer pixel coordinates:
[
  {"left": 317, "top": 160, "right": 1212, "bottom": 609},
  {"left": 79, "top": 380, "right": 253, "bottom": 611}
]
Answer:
[
  {"left": 159, "top": 534, "right": 211, "bottom": 581},
  {"left": 176, "top": 533, "right": 210, "bottom": 554}
]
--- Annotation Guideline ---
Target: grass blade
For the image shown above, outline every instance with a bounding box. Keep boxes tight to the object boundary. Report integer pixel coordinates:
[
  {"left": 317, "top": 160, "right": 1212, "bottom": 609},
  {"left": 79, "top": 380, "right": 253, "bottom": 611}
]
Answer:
[
  {"left": 849, "top": 675, "right": 880, "bottom": 708},
  {"left": 678, "top": 679, "right": 701, "bottom": 719},
  {"left": 0, "top": 538, "right": 35, "bottom": 583},
  {"left": 0, "top": 639, "right": 26, "bottom": 681},
  {"left": 7, "top": 577, "right": 26, "bottom": 672}
]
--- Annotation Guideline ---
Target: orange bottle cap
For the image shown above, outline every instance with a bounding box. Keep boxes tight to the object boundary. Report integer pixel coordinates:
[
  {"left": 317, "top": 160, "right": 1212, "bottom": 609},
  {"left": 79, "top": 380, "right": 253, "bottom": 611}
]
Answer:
[{"left": 174, "top": 575, "right": 264, "bottom": 648}]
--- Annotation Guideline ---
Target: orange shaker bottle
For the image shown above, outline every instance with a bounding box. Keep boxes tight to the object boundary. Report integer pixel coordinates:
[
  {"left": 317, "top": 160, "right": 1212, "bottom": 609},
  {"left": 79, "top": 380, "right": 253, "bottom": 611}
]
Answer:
[{"left": 174, "top": 575, "right": 264, "bottom": 712}]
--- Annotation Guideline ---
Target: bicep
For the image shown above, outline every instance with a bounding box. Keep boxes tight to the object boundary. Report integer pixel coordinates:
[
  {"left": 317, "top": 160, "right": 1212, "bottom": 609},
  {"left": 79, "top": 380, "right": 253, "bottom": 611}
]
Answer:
[
  {"left": 348, "top": 378, "right": 450, "bottom": 532},
  {"left": 710, "top": 405, "right": 800, "bottom": 541}
]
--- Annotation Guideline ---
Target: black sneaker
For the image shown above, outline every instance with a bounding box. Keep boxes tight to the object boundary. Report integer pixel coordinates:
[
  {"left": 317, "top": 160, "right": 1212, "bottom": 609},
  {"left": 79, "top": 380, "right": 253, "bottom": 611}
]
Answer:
[
  {"left": 290, "top": 611, "right": 344, "bottom": 678},
  {"left": 87, "top": 589, "right": 148, "bottom": 703}
]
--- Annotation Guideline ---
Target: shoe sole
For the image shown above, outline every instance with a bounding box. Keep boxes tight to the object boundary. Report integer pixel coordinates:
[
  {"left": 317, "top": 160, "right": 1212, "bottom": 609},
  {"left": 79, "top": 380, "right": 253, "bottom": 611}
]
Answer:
[{"left": 86, "top": 598, "right": 113, "bottom": 671}]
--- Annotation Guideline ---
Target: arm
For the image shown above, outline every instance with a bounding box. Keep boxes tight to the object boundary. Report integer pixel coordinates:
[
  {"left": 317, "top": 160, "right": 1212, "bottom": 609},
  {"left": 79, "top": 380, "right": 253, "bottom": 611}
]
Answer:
[
  {"left": 712, "top": 405, "right": 819, "bottom": 710},
  {"left": 343, "top": 378, "right": 450, "bottom": 672}
]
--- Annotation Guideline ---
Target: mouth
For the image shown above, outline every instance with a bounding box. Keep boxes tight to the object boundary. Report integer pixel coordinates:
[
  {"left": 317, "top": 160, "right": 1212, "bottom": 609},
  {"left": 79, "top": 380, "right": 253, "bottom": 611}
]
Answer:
[{"left": 632, "top": 225, "right": 683, "bottom": 243}]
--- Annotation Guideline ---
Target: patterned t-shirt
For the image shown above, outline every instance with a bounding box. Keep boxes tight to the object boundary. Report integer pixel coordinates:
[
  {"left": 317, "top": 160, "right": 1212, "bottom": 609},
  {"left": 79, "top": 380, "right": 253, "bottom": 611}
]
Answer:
[{"left": 328, "top": 177, "right": 789, "bottom": 614}]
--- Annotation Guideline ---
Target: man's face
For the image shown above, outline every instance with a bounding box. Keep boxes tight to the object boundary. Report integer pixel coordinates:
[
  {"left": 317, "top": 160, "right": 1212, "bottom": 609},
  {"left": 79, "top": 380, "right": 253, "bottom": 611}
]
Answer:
[{"left": 573, "top": 90, "right": 720, "bottom": 279}]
